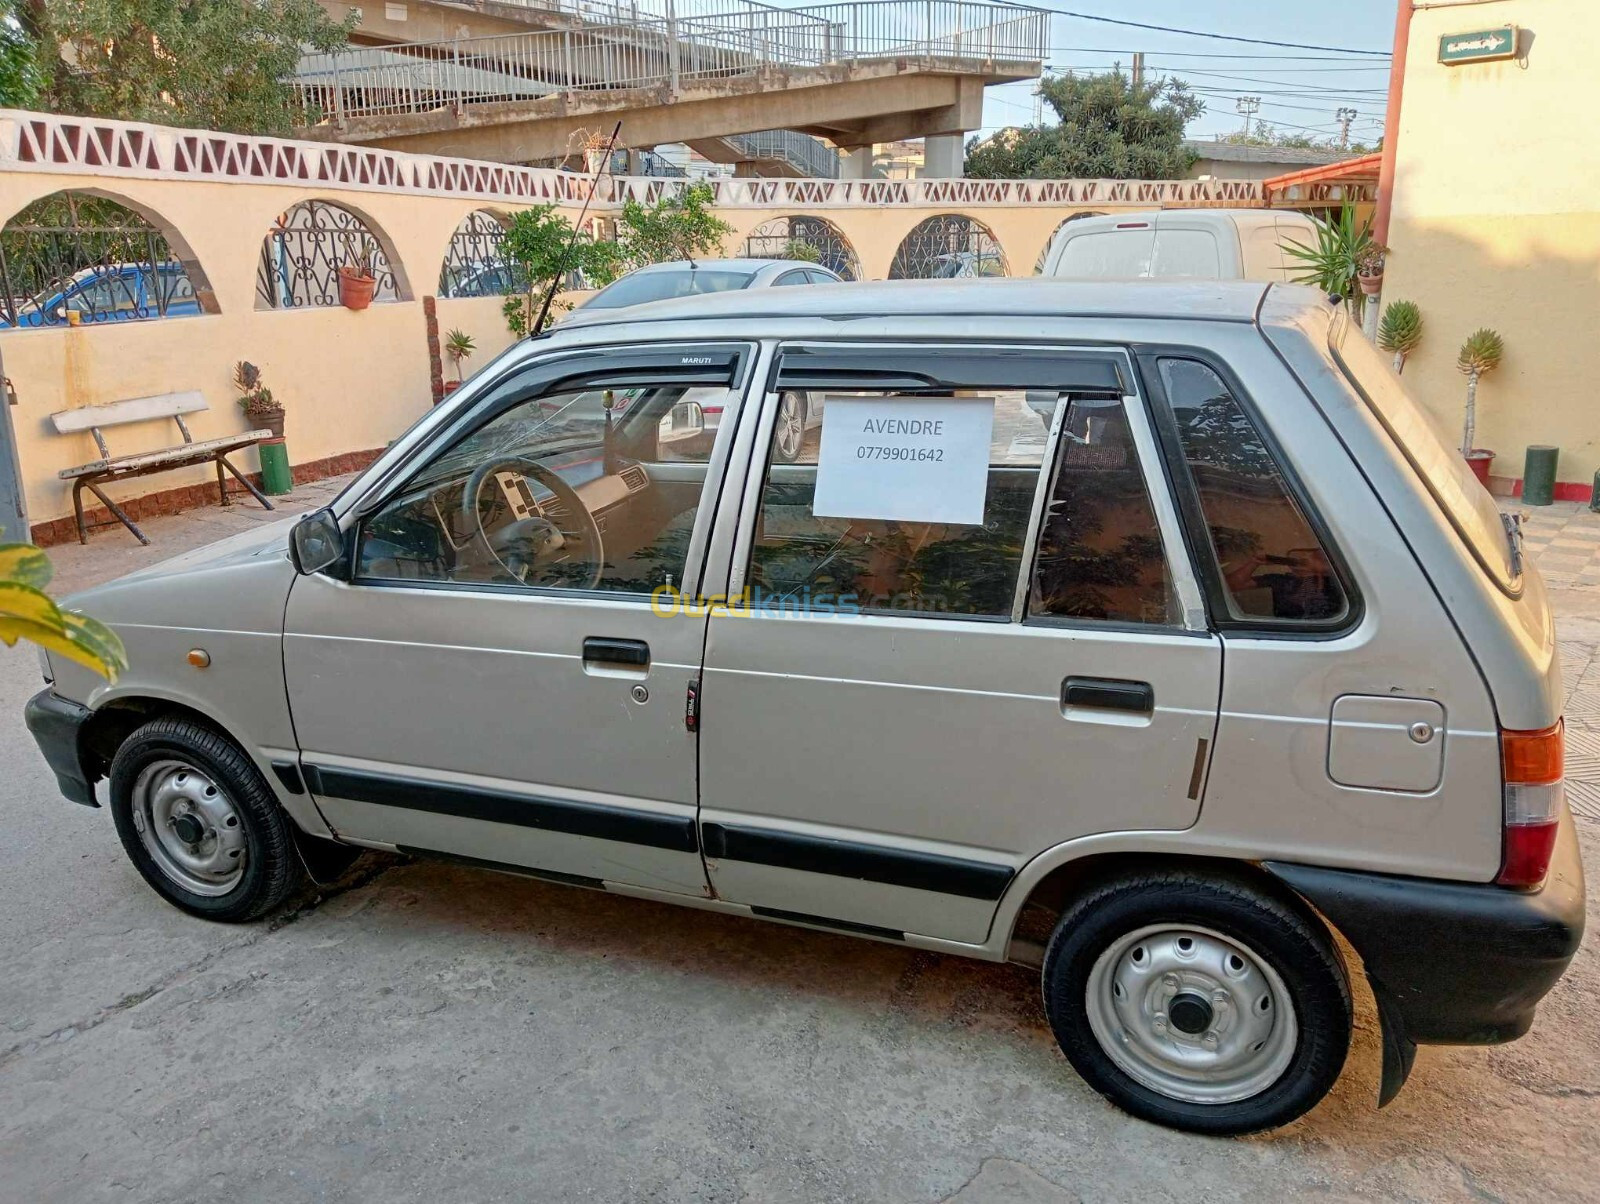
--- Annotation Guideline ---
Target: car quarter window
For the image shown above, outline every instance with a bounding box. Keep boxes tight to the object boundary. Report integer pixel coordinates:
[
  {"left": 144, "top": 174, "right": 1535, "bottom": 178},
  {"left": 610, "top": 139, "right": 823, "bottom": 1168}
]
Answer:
[
  {"left": 1157, "top": 357, "right": 1349, "bottom": 626},
  {"left": 1026, "top": 396, "right": 1178, "bottom": 626},
  {"left": 356, "top": 373, "right": 739, "bottom": 596}
]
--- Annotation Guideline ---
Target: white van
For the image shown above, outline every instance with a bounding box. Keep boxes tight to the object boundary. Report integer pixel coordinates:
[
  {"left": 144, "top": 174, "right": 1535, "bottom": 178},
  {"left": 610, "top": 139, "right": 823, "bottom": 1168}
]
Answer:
[{"left": 1040, "top": 209, "right": 1322, "bottom": 282}]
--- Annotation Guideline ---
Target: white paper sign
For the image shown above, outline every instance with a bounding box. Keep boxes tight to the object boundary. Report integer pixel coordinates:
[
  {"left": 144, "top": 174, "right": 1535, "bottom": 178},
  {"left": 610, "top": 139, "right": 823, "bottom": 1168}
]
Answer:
[{"left": 811, "top": 395, "right": 995, "bottom": 525}]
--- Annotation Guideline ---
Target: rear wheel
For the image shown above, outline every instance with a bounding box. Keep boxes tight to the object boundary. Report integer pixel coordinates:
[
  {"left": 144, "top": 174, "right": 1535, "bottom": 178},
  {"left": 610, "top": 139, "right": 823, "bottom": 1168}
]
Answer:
[
  {"left": 109, "top": 718, "right": 303, "bottom": 922},
  {"left": 1041, "top": 870, "right": 1351, "bottom": 1135}
]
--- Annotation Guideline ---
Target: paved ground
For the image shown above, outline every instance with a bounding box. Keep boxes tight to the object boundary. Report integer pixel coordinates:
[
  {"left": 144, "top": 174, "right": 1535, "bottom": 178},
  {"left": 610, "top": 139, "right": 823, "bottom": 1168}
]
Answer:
[{"left": 1, "top": 487, "right": 1598, "bottom": 1203}]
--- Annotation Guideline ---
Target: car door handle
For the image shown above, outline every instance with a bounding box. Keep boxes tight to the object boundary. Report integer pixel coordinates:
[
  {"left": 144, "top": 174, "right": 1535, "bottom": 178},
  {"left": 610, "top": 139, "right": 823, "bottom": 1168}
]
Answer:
[
  {"left": 583, "top": 637, "right": 650, "bottom": 668},
  {"left": 1062, "top": 676, "right": 1154, "bottom": 715}
]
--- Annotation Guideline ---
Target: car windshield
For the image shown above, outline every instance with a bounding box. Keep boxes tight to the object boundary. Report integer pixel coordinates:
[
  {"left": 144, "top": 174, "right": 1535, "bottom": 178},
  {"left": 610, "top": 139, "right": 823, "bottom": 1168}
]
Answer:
[
  {"left": 585, "top": 268, "right": 755, "bottom": 309},
  {"left": 1328, "top": 315, "right": 1518, "bottom": 589}
]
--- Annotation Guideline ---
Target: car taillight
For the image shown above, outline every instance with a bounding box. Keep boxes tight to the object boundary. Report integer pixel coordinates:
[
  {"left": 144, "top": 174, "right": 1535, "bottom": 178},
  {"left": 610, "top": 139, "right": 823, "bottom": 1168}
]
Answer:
[{"left": 1498, "top": 721, "right": 1564, "bottom": 888}]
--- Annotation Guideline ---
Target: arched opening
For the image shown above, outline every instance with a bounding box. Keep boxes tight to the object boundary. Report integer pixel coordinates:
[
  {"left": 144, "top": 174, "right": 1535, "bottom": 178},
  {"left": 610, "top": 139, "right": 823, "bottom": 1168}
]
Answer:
[
  {"left": 1035, "top": 211, "right": 1107, "bottom": 273},
  {"left": 255, "top": 199, "right": 408, "bottom": 309},
  {"left": 0, "top": 190, "right": 214, "bottom": 329},
  {"left": 438, "top": 209, "right": 528, "bottom": 298},
  {"left": 887, "top": 215, "right": 1007, "bottom": 280},
  {"left": 741, "top": 216, "right": 861, "bottom": 280}
]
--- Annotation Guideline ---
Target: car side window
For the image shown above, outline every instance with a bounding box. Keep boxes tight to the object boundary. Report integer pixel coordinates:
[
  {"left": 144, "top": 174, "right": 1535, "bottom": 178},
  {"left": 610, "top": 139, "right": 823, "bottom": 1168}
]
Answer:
[
  {"left": 772, "top": 271, "right": 810, "bottom": 287},
  {"left": 1026, "top": 396, "right": 1178, "bottom": 625},
  {"left": 745, "top": 386, "right": 1051, "bottom": 619},
  {"left": 357, "top": 378, "right": 736, "bottom": 596},
  {"left": 1159, "top": 358, "right": 1349, "bottom": 625}
]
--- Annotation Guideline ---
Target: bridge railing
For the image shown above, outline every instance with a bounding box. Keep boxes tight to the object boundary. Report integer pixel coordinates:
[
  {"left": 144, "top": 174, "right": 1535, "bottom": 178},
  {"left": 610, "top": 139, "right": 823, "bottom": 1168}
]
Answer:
[
  {"left": 725, "top": 130, "right": 841, "bottom": 177},
  {"left": 294, "top": 0, "right": 1049, "bottom": 124}
]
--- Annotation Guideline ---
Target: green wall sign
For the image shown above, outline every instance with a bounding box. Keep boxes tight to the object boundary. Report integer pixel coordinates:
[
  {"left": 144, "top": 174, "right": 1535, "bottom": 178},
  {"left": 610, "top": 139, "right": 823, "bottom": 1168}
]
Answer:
[{"left": 1438, "top": 26, "right": 1519, "bottom": 65}]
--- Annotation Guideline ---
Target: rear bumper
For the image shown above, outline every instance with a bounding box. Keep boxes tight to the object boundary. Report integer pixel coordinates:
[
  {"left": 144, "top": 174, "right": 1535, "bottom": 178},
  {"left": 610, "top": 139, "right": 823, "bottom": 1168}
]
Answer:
[
  {"left": 1265, "top": 809, "right": 1586, "bottom": 1047},
  {"left": 24, "top": 688, "right": 96, "bottom": 806}
]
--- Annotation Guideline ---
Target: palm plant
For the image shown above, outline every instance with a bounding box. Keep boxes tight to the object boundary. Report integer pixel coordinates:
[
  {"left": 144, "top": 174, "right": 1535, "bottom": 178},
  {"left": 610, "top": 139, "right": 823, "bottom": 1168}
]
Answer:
[
  {"left": 1456, "top": 328, "right": 1505, "bottom": 457},
  {"left": 1377, "top": 300, "right": 1424, "bottom": 374},
  {"left": 444, "top": 329, "right": 476, "bottom": 382},
  {"left": 1282, "top": 205, "right": 1375, "bottom": 309}
]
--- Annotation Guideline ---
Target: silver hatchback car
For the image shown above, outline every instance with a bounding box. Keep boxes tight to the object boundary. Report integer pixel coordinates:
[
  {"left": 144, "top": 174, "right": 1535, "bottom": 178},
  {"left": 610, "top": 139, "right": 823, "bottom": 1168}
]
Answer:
[{"left": 26, "top": 280, "right": 1584, "bottom": 1135}]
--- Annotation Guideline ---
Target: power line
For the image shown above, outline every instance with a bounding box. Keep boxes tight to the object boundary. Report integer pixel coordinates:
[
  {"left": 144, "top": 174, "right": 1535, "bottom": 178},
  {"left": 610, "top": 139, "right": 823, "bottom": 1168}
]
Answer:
[{"left": 1036, "top": 7, "right": 1391, "bottom": 56}]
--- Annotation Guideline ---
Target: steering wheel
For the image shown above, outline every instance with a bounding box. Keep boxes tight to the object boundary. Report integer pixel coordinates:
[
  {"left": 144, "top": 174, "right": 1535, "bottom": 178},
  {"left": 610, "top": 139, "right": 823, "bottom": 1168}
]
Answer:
[{"left": 460, "top": 458, "right": 605, "bottom": 590}]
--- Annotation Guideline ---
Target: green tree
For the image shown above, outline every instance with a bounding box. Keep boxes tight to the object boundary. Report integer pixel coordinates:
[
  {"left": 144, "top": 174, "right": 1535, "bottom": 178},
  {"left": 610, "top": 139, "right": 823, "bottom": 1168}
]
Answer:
[
  {"left": 1216, "top": 123, "right": 1375, "bottom": 155},
  {"left": 965, "top": 69, "right": 1203, "bottom": 180},
  {"left": 499, "top": 204, "right": 622, "bottom": 336},
  {"left": 22, "top": 0, "right": 355, "bottom": 135},
  {"left": 616, "top": 181, "right": 732, "bottom": 269},
  {"left": 0, "top": 2, "right": 42, "bottom": 108}
]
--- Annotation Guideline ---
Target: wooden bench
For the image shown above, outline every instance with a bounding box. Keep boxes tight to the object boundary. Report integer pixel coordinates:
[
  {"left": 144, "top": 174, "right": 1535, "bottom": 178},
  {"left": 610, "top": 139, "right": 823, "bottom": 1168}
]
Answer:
[{"left": 51, "top": 391, "right": 274, "bottom": 545}]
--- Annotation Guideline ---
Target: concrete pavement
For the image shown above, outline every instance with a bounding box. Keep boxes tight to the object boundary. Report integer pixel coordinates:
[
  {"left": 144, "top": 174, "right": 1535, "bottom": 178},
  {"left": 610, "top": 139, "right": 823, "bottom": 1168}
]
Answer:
[{"left": 1, "top": 489, "right": 1597, "bottom": 1203}]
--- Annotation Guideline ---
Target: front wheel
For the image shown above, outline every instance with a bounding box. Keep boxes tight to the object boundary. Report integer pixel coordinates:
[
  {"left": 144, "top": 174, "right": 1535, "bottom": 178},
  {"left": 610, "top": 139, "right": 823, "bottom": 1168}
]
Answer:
[
  {"left": 1041, "top": 871, "right": 1351, "bottom": 1135},
  {"left": 773, "top": 392, "right": 807, "bottom": 463},
  {"left": 109, "top": 717, "right": 304, "bottom": 922}
]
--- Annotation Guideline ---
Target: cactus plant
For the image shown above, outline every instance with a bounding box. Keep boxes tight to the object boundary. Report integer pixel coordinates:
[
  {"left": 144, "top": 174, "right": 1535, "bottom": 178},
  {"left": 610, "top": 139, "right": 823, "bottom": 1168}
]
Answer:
[
  {"left": 1456, "top": 328, "right": 1505, "bottom": 458},
  {"left": 1377, "top": 300, "right": 1423, "bottom": 374}
]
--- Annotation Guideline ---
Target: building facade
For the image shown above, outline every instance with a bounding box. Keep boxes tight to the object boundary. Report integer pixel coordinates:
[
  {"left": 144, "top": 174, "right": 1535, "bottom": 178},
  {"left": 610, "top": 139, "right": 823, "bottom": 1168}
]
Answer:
[{"left": 1382, "top": 0, "right": 1600, "bottom": 498}]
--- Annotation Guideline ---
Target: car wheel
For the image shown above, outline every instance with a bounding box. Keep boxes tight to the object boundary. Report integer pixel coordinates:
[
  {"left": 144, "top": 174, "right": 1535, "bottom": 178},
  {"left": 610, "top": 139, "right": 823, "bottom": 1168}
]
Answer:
[
  {"left": 1041, "top": 870, "right": 1351, "bottom": 1135},
  {"left": 774, "top": 392, "right": 807, "bottom": 463},
  {"left": 108, "top": 717, "right": 304, "bottom": 923}
]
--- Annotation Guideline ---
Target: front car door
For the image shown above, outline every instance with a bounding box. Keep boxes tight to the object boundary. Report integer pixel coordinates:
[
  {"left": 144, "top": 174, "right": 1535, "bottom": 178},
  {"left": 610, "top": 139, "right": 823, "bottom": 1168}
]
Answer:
[
  {"left": 696, "top": 343, "right": 1222, "bottom": 945},
  {"left": 283, "top": 342, "right": 754, "bottom": 895}
]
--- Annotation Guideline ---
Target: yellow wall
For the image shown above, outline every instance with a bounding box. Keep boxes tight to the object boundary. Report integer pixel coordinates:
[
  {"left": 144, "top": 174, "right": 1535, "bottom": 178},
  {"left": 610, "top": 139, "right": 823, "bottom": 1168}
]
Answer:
[
  {"left": 1382, "top": 0, "right": 1600, "bottom": 490},
  {"left": 0, "top": 169, "right": 1106, "bottom": 526}
]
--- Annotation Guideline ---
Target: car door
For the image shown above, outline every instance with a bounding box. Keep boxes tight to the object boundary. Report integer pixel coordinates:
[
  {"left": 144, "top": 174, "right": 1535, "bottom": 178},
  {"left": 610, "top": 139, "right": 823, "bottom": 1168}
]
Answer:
[
  {"left": 696, "top": 343, "right": 1222, "bottom": 945},
  {"left": 283, "top": 342, "right": 755, "bottom": 894}
]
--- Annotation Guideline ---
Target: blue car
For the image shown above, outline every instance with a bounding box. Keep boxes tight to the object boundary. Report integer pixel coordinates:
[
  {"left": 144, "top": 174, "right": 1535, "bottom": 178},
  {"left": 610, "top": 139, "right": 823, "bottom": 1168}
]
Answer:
[{"left": 1, "top": 262, "right": 201, "bottom": 328}]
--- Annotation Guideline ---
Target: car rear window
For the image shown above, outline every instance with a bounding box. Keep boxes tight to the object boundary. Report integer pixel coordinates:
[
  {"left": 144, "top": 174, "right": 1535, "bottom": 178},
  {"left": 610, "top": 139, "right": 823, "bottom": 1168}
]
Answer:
[
  {"left": 1328, "top": 319, "right": 1518, "bottom": 590},
  {"left": 586, "top": 269, "right": 754, "bottom": 309},
  {"left": 1055, "top": 229, "right": 1154, "bottom": 277}
]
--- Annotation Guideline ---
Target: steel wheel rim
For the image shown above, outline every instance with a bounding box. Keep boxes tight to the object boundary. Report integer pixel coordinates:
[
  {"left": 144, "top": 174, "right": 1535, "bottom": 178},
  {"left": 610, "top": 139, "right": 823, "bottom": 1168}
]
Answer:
[
  {"left": 1084, "top": 923, "right": 1298, "bottom": 1105},
  {"left": 777, "top": 394, "right": 804, "bottom": 458},
  {"left": 129, "top": 759, "right": 247, "bottom": 896}
]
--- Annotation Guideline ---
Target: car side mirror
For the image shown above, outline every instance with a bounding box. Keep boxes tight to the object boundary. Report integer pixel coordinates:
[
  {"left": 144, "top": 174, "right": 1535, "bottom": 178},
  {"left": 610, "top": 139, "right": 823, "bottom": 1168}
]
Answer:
[
  {"left": 290, "top": 508, "right": 346, "bottom": 576},
  {"left": 656, "top": 400, "right": 706, "bottom": 449}
]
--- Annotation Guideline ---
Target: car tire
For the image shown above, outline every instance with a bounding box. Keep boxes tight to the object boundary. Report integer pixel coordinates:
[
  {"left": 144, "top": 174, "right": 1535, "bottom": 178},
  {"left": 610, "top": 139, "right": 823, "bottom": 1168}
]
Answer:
[
  {"left": 774, "top": 392, "right": 807, "bottom": 463},
  {"left": 1041, "top": 869, "right": 1351, "bottom": 1135},
  {"left": 108, "top": 717, "right": 304, "bottom": 923}
]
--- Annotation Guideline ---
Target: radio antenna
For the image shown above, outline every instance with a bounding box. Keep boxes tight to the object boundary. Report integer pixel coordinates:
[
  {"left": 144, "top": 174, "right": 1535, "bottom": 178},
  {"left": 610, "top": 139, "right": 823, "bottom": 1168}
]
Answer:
[{"left": 529, "top": 119, "right": 622, "bottom": 339}]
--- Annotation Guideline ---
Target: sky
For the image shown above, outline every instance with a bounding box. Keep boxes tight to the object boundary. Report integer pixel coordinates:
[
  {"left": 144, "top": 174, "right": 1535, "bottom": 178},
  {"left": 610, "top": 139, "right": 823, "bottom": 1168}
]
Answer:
[{"left": 972, "top": 1, "right": 1398, "bottom": 146}]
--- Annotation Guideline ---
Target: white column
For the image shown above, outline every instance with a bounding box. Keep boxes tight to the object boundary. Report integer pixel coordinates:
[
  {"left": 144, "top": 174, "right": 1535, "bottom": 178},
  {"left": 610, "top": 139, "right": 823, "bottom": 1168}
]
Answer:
[
  {"left": 838, "top": 147, "right": 873, "bottom": 179},
  {"left": 922, "top": 133, "right": 966, "bottom": 179}
]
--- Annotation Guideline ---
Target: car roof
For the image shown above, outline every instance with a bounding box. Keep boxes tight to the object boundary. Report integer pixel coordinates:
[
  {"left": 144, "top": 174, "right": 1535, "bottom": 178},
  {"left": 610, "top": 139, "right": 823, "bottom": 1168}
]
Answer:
[
  {"left": 561, "top": 278, "right": 1288, "bottom": 330},
  {"left": 627, "top": 258, "right": 797, "bottom": 275}
]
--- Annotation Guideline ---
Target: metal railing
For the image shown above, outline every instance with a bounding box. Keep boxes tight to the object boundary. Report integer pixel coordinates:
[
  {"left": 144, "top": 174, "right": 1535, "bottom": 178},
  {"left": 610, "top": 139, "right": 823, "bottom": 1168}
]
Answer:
[
  {"left": 726, "top": 130, "right": 840, "bottom": 177},
  {"left": 294, "top": 0, "right": 1049, "bottom": 124}
]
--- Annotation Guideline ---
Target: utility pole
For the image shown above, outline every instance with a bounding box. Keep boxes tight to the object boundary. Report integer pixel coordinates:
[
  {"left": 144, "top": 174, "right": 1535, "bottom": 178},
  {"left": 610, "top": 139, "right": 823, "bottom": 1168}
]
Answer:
[
  {"left": 1235, "top": 96, "right": 1260, "bottom": 139},
  {"left": 1131, "top": 51, "right": 1144, "bottom": 89},
  {"left": 1336, "top": 107, "right": 1358, "bottom": 150}
]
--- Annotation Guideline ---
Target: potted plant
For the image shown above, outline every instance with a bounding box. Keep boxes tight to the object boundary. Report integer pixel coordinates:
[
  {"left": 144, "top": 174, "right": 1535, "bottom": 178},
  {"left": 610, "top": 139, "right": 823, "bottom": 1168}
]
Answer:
[
  {"left": 1282, "top": 205, "right": 1374, "bottom": 310},
  {"left": 443, "top": 328, "right": 475, "bottom": 395},
  {"left": 1356, "top": 242, "right": 1388, "bottom": 298},
  {"left": 1377, "top": 300, "right": 1423, "bottom": 374},
  {"left": 1457, "top": 328, "right": 1505, "bottom": 486},
  {"left": 337, "top": 244, "right": 377, "bottom": 311},
  {"left": 233, "top": 360, "right": 285, "bottom": 438}
]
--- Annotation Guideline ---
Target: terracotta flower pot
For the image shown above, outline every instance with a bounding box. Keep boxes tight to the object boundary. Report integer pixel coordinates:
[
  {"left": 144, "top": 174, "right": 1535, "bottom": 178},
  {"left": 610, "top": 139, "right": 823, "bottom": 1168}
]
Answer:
[
  {"left": 442, "top": 380, "right": 463, "bottom": 396},
  {"left": 1465, "top": 449, "right": 1495, "bottom": 486},
  {"left": 247, "top": 405, "right": 286, "bottom": 438},
  {"left": 338, "top": 268, "right": 376, "bottom": 311},
  {"left": 1358, "top": 272, "right": 1384, "bottom": 297}
]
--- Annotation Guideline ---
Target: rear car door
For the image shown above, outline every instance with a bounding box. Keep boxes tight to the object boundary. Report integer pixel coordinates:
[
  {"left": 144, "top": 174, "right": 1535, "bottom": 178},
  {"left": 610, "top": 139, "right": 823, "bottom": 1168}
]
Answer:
[
  {"left": 695, "top": 343, "right": 1222, "bottom": 944},
  {"left": 282, "top": 343, "right": 754, "bottom": 894}
]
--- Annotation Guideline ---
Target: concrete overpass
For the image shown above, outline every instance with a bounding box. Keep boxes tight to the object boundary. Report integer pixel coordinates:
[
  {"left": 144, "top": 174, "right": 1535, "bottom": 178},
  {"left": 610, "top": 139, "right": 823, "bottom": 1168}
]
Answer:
[{"left": 296, "top": 0, "right": 1047, "bottom": 177}]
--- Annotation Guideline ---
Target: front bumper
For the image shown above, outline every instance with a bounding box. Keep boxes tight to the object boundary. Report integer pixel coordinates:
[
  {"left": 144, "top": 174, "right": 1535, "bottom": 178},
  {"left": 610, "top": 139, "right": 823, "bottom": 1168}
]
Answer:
[
  {"left": 25, "top": 688, "right": 96, "bottom": 806},
  {"left": 1266, "top": 810, "right": 1585, "bottom": 1102}
]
